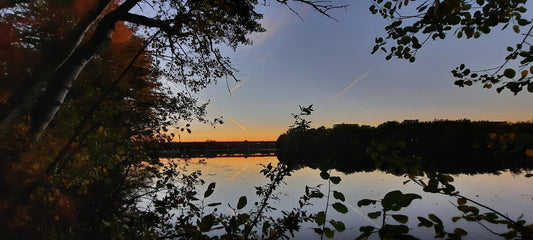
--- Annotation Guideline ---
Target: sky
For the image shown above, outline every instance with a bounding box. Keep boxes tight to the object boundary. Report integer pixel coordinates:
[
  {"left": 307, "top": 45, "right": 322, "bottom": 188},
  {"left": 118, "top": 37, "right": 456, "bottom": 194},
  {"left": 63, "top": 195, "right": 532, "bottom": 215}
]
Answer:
[{"left": 169, "top": 1, "right": 533, "bottom": 142}]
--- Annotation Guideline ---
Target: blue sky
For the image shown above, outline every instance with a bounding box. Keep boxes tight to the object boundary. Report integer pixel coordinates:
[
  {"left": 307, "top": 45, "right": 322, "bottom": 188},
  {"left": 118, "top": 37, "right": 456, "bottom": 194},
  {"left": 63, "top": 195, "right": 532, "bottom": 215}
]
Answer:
[{"left": 173, "top": 1, "right": 533, "bottom": 141}]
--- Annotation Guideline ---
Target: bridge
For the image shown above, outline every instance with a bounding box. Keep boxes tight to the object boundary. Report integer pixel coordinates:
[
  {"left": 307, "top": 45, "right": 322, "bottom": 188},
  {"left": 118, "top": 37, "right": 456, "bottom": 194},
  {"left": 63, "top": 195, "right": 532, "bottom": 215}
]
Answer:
[{"left": 158, "top": 141, "right": 277, "bottom": 158}]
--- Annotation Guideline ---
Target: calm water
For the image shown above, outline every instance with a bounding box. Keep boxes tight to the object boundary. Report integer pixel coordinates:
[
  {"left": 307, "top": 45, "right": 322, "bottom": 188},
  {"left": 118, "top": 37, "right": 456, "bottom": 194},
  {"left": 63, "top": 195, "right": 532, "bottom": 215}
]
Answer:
[{"left": 169, "top": 156, "right": 532, "bottom": 239}]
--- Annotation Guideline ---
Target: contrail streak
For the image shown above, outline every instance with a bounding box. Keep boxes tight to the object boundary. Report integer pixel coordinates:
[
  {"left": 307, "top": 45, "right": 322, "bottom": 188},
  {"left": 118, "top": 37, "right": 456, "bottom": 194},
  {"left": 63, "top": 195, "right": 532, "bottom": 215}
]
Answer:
[
  {"left": 345, "top": 202, "right": 380, "bottom": 228},
  {"left": 230, "top": 78, "right": 247, "bottom": 92},
  {"left": 203, "top": 101, "right": 248, "bottom": 133},
  {"left": 330, "top": 69, "right": 371, "bottom": 103},
  {"left": 227, "top": 117, "right": 249, "bottom": 132},
  {"left": 161, "top": 77, "right": 249, "bottom": 133},
  {"left": 226, "top": 165, "right": 248, "bottom": 182},
  {"left": 257, "top": 50, "right": 273, "bottom": 64},
  {"left": 230, "top": 50, "right": 273, "bottom": 93}
]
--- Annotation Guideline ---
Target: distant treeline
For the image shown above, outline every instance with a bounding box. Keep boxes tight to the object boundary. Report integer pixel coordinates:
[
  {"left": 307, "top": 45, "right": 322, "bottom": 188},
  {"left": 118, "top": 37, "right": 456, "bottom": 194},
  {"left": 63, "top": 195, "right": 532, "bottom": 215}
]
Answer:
[
  {"left": 157, "top": 141, "right": 276, "bottom": 158},
  {"left": 276, "top": 119, "right": 533, "bottom": 175}
]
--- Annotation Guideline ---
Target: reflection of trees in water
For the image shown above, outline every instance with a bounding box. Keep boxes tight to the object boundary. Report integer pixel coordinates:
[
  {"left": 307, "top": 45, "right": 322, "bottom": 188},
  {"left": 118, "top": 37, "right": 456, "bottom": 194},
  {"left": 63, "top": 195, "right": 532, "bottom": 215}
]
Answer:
[{"left": 276, "top": 120, "right": 533, "bottom": 175}]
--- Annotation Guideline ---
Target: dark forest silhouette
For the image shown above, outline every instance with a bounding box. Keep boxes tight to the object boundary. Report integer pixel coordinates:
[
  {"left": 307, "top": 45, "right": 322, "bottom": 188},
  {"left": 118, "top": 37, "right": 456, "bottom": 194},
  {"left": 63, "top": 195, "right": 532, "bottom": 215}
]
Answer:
[{"left": 276, "top": 119, "right": 533, "bottom": 175}]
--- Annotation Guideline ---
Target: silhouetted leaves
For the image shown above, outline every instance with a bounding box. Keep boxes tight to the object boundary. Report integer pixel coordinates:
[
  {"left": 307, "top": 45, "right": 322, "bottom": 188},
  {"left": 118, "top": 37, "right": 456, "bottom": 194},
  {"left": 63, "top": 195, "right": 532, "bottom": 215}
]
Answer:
[
  {"left": 330, "top": 176, "right": 341, "bottom": 184},
  {"left": 333, "top": 191, "right": 345, "bottom": 201},
  {"left": 392, "top": 214, "right": 409, "bottom": 224},
  {"left": 315, "top": 211, "right": 326, "bottom": 226},
  {"left": 368, "top": 211, "right": 382, "bottom": 219},
  {"left": 237, "top": 196, "right": 247, "bottom": 210},
  {"left": 381, "top": 190, "right": 421, "bottom": 211},
  {"left": 358, "top": 199, "right": 377, "bottom": 207},
  {"left": 370, "top": 0, "right": 533, "bottom": 94},
  {"left": 329, "top": 220, "right": 346, "bottom": 232},
  {"left": 332, "top": 202, "right": 348, "bottom": 214},
  {"left": 320, "top": 171, "right": 330, "bottom": 180},
  {"left": 204, "top": 182, "right": 216, "bottom": 198}
]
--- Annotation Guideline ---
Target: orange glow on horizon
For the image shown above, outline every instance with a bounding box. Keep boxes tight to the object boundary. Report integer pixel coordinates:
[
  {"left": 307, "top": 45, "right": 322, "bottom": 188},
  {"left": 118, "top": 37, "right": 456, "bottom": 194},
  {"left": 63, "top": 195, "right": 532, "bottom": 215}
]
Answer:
[{"left": 171, "top": 124, "right": 283, "bottom": 142}]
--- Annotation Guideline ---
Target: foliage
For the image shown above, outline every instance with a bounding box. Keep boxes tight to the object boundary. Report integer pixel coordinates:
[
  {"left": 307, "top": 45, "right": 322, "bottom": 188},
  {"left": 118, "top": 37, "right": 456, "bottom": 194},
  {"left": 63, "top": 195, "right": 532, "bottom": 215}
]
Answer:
[
  {"left": 277, "top": 119, "right": 533, "bottom": 175},
  {"left": 370, "top": 0, "right": 533, "bottom": 94},
  {"left": 407, "top": 172, "right": 533, "bottom": 239},
  {"left": 357, "top": 190, "right": 421, "bottom": 240},
  {"left": 139, "top": 161, "right": 318, "bottom": 240},
  {"left": 311, "top": 167, "right": 348, "bottom": 239},
  {"left": 0, "top": 1, "right": 344, "bottom": 238},
  {"left": 289, "top": 104, "right": 314, "bottom": 132}
]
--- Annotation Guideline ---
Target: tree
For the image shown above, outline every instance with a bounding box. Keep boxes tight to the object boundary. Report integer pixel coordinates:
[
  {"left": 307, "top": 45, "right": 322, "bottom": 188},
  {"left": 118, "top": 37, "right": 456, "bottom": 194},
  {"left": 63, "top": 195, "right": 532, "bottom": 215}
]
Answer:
[
  {"left": 0, "top": 0, "right": 345, "bottom": 139},
  {"left": 369, "top": 0, "right": 533, "bottom": 94},
  {"left": 0, "top": 22, "right": 178, "bottom": 238},
  {"left": 0, "top": 1, "right": 346, "bottom": 238}
]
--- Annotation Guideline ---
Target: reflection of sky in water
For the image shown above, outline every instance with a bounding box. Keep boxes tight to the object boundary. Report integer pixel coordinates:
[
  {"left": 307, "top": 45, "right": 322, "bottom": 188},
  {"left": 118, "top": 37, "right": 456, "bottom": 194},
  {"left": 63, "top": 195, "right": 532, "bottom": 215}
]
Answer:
[{"left": 168, "top": 157, "right": 532, "bottom": 239}]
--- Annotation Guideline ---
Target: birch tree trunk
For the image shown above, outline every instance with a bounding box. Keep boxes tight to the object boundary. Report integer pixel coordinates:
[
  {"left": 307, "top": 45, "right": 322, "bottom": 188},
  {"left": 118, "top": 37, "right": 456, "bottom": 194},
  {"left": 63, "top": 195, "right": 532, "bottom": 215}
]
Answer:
[
  {"left": 0, "top": 0, "right": 112, "bottom": 134},
  {"left": 29, "top": 0, "right": 140, "bottom": 139}
]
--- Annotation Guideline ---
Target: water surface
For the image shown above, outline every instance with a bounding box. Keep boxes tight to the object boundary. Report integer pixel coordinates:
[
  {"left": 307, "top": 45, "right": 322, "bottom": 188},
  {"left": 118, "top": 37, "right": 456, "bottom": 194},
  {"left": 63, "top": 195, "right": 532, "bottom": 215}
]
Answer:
[{"left": 171, "top": 156, "right": 532, "bottom": 239}]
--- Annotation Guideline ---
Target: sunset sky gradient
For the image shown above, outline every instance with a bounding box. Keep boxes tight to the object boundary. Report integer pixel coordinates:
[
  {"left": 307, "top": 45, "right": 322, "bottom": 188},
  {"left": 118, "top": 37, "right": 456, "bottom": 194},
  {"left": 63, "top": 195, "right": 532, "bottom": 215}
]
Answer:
[{"left": 170, "top": 1, "right": 533, "bottom": 142}]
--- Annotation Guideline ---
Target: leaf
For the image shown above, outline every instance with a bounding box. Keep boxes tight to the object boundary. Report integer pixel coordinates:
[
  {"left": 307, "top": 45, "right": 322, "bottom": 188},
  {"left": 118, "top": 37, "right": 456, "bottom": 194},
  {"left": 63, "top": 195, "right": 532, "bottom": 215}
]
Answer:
[
  {"left": 204, "top": 182, "right": 216, "bottom": 198},
  {"left": 521, "top": 70, "right": 528, "bottom": 77},
  {"left": 320, "top": 171, "right": 330, "bottom": 180},
  {"left": 237, "top": 196, "right": 247, "bottom": 210},
  {"left": 417, "top": 216, "right": 433, "bottom": 227},
  {"left": 368, "top": 211, "right": 382, "bottom": 219},
  {"left": 309, "top": 191, "right": 324, "bottom": 199},
  {"left": 360, "top": 225, "right": 375, "bottom": 233},
  {"left": 392, "top": 214, "right": 409, "bottom": 224},
  {"left": 333, "top": 191, "right": 345, "bottom": 202},
  {"left": 428, "top": 214, "right": 443, "bottom": 225},
  {"left": 513, "top": 25, "right": 520, "bottom": 33},
  {"left": 237, "top": 213, "right": 250, "bottom": 222},
  {"left": 525, "top": 173, "right": 533, "bottom": 178},
  {"left": 332, "top": 202, "right": 348, "bottom": 214},
  {"left": 457, "top": 205, "right": 479, "bottom": 215},
  {"left": 454, "top": 227, "right": 468, "bottom": 236},
  {"left": 358, "top": 199, "right": 377, "bottom": 207},
  {"left": 198, "top": 214, "right": 216, "bottom": 232},
  {"left": 315, "top": 211, "right": 326, "bottom": 226},
  {"left": 262, "top": 221, "right": 271, "bottom": 234},
  {"left": 457, "top": 197, "right": 467, "bottom": 205},
  {"left": 330, "top": 176, "right": 341, "bottom": 184},
  {"left": 323, "top": 227, "right": 334, "bottom": 238},
  {"left": 380, "top": 224, "right": 409, "bottom": 235},
  {"left": 382, "top": 190, "right": 421, "bottom": 211},
  {"left": 330, "top": 220, "right": 346, "bottom": 232},
  {"left": 504, "top": 68, "right": 516, "bottom": 78},
  {"left": 528, "top": 83, "right": 533, "bottom": 93},
  {"left": 188, "top": 203, "right": 200, "bottom": 212},
  {"left": 207, "top": 202, "right": 221, "bottom": 207}
]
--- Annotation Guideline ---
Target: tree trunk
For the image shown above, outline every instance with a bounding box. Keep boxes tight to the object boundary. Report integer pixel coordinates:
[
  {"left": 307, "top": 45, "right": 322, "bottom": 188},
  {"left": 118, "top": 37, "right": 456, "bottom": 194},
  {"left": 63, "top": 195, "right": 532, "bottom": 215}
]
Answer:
[
  {"left": 0, "top": 0, "right": 112, "bottom": 135},
  {"left": 30, "top": 0, "right": 140, "bottom": 139}
]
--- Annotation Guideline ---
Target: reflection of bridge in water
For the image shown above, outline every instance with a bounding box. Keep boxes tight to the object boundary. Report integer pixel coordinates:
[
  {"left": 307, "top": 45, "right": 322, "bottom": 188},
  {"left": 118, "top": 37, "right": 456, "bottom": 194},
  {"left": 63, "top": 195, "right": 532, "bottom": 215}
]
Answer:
[{"left": 158, "top": 141, "right": 277, "bottom": 158}]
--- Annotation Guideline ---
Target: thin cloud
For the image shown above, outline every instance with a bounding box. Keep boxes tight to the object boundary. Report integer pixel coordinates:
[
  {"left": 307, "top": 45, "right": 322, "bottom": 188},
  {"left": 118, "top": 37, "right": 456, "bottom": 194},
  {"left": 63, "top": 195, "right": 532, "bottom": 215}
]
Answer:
[{"left": 330, "top": 69, "right": 371, "bottom": 103}]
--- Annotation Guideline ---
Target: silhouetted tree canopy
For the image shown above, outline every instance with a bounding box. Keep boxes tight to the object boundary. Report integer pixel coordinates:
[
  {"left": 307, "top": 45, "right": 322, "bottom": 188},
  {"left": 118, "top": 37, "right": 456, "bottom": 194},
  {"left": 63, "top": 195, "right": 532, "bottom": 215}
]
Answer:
[
  {"left": 370, "top": 0, "right": 533, "bottom": 94},
  {"left": 0, "top": 0, "right": 345, "bottom": 139},
  {"left": 277, "top": 119, "right": 533, "bottom": 174}
]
